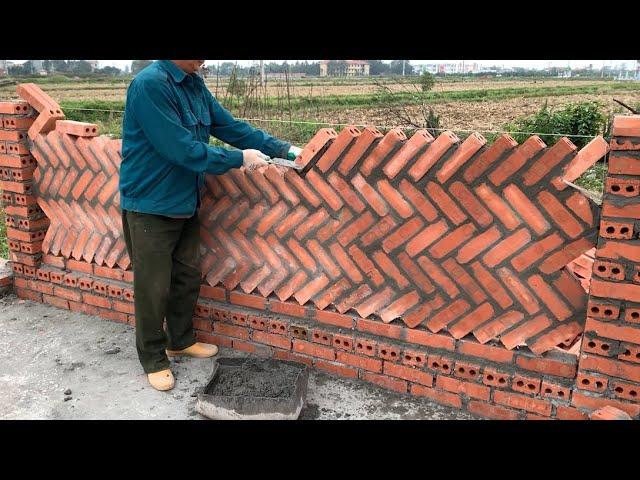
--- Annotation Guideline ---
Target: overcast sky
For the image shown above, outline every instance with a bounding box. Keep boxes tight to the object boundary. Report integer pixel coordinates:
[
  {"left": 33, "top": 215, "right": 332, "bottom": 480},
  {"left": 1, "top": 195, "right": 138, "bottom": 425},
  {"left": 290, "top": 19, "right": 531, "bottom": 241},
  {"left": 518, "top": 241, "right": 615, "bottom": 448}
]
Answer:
[{"left": 9, "top": 60, "right": 639, "bottom": 70}]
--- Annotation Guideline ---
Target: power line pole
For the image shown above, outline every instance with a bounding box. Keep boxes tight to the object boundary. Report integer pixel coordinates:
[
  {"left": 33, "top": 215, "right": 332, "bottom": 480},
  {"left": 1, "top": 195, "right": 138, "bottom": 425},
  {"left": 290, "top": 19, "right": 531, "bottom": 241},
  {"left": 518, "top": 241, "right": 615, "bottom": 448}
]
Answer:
[
  {"left": 402, "top": 60, "right": 405, "bottom": 76},
  {"left": 260, "top": 60, "right": 265, "bottom": 88}
]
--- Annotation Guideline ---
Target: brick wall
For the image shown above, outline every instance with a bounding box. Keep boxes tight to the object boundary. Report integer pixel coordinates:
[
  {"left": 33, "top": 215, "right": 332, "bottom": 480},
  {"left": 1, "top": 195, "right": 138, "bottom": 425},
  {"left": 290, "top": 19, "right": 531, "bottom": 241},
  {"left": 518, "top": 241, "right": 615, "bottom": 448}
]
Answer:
[
  {"left": 3, "top": 82, "right": 636, "bottom": 419},
  {"left": 573, "top": 115, "right": 640, "bottom": 418}
]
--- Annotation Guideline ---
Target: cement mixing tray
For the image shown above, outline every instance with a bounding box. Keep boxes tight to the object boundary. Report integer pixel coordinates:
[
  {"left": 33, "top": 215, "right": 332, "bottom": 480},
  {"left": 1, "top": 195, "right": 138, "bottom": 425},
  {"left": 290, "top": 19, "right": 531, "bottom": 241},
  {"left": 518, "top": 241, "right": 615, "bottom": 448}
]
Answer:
[{"left": 195, "top": 357, "right": 309, "bottom": 420}]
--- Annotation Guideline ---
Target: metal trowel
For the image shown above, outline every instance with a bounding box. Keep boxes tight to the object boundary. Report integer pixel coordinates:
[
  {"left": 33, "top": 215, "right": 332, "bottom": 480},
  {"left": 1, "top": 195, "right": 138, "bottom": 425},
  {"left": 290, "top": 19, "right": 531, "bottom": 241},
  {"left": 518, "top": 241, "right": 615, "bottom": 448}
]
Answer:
[{"left": 262, "top": 155, "right": 303, "bottom": 170}]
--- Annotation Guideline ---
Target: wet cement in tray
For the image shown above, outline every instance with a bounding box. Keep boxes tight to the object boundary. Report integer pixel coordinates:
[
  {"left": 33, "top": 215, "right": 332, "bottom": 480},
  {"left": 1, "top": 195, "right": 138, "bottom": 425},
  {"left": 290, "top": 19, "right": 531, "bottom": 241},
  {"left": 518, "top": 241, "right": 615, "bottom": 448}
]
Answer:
[{"left": 205, "top": 358, "right": 303, "bottom": 398}]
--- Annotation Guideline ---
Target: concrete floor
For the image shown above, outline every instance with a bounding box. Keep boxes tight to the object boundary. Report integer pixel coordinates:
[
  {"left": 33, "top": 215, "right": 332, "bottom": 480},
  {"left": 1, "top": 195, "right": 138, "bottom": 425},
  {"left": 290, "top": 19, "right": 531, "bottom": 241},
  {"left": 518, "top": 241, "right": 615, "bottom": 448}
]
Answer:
[{"left": 0, "top": 293, "right": 476, "bottom": 420}]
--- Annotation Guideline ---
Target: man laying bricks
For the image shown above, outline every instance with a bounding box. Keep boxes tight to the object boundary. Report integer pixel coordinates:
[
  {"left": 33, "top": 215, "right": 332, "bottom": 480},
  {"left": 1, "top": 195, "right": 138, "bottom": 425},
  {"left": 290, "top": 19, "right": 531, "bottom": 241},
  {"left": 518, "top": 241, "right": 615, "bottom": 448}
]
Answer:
[{"left": 119, "top": 60, "right": 301, "bottom": 391}]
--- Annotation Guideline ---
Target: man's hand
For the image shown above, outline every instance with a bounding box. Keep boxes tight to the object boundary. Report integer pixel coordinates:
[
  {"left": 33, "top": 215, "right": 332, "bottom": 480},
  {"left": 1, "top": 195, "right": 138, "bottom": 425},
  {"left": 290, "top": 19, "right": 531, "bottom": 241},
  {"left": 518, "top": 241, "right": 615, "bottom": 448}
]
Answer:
[
  {"left": 242, "top": 149, "right": 269, "bottom": 171},
  {"left": 287, "top": 146, "right": 302, "bottom": 161}
]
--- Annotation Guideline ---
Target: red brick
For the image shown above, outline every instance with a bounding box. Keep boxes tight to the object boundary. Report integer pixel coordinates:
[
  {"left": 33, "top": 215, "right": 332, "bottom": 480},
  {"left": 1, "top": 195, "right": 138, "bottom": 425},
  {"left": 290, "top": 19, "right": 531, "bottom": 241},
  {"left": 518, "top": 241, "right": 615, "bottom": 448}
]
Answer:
[
  {"left": 377, "top": 343, "right": 401, "bottom": 362},
  {"left": 511, "top": 373, "right": 542, "bottom": 395},
  {"left": 541, "top": 380, "right": 571, "bottom": 401},
  {"left": 410, "top": 384, "right": 462, "bottom": 408},
  {"left": 43, "top": 293, "right": 70, "bottom": 309},
  {"left": 360, "top": 128, "right": 406, "bottom": 176},
  {"left": 69, "top": 301, "right": 99, "bottom": 316},
  {"left": 427, "top": 354, "right": 454, "bottom": 375},
  {"left": 405, "top": 327, "right": 456, "bottom": 351},
  {"left": 556, "top": 405, "right": 588, "bottom": 420},
  {"left": 315, "top": 359, "right": 359, "bottom": 379},
  {"left": 53, "top": 286, "right": 81, "bottom": 302},
  {"left": 199, "top": 284, "right": 226, "bottom": 301},
  {"left": 562, "top": 136, "right": 609, "bottom": 184},
  {"left": 436, "top": 375, "right": 490, "bottom": 401},
  {"left": 496, "top": 268, "right": 541, "bottom": 316},
  {"left": 362, "top": 371, "right": 408, "bottom": 393},
  {"left": 230, "top": 291, "right": 266, "bottom": 310},
  {"left": 522, "top": 136, "right": 577, "bottom": 186},
  {"left": 427, "top": 181, "right": 468, "bottom": 226},
  {"left": 449, "top": 302, "right": 494, "bottom": 340},
  {"left": 515, "top": 354, "right": 577, "bottom": 379},
  {"left": 338, "top": 126, "right": 384, "bottom": 175},
  {"left": 609, "top": 153, "right": 640, "bottom": 174},
  {"left": 195, "top": 331, "right": 233, "bottom": 348},
  {"left": 292, "top": 339, "right": 335, "bottom": 361},
  {"left": 331, "top": 333, "right": 354, "bottom": 352},
  {"left": 114, "top": 301, "right": 135, "bottom": 315},
  {"left": 337, "top": 351, "right": 382, "bottom": 373},
  {"left": 429, "top": 223, "right": 477, "bottom": 260},
  {"left": 382, "top": 129, "right": 433, "bottom": 179},
  {"left": 401, "top": 348, "right": 428, "bottom": 369},
  {"left": 252, "top": 330, "right": 291, "bottom": 350},
  {"left": 490, "top": 136, "right": 546, "bottom": 186},
  {"left": 452, "top": 360, "right": 483, "bottom": 381},
  {"left": 611, "top": 380, "right": 640, "bottom": 403},
  {"left": 384, "top": 362, "right": 433, "bottom": 386},
  {"left": 269, "top": 300, "right": 306, "bottom": 318},
  {"left": 527, "top": 274, "right": 572, "bottom": 321},
  {"left": 192, "top": 318, "right": 212, "bottom": 333},
  {"left": 273, "top": 349, "right": 313, "bottom": 367},
  {"left": 213, "top": 322, "right": 250, "bottom": 340},
  {"left": 467, "top": 400, "right": 521, "bottom": 420},
  {"left": 232, "top": 339, "right": 271, "bottom": 356},
  {"left": 356, "top": 317, "right": 402, "bottom": 340},
  {"left": 351, "top": 173, "right": 388, "bottom": 216},
  {"left": 408, "top": 130, "right": 459, "bottom": 182},
  {"left": 579, "top": 354, "right": 640, "bottom": 383},
  {"left": 576, "top": 371, "right": 609, "bottom": 393},
  {"left": 29, "top": 279, "right": 54, "bottom": 295},
  {"left": 15, "top": 287, "right": 43, "bottom": 302},
  {"left": 584, "top": 317, "right": 640, "bottom": 345},
  {"left": 493, "top": 390, "right": 552, "bottom": 417},
  {"left": 482, "top": 368, "right": 511, "bottom": 389},
  {"left": 425, "top": 299, "right": 470, "bottom": 333},
  {"left": 94, "top": 265, "right": 123, "bottom": 280},
  {"left": 82, "top": 293, "right": 112, "bottom": 309},
  {"left": 571, "top": 391, "right": 640, "bottom": 418}
]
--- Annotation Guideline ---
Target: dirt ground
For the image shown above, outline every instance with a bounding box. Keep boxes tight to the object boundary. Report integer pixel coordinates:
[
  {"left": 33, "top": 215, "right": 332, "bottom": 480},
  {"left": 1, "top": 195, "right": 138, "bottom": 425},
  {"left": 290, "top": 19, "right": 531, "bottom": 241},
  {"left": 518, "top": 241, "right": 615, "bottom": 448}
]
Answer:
[{"left": 0, "top": 294, "right": 476, "bottom": 420}]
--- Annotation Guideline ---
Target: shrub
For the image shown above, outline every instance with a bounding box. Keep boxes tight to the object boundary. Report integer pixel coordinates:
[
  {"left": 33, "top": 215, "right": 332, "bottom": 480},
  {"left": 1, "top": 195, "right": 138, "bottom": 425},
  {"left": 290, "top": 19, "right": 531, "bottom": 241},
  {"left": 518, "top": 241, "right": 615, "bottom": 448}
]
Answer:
[{"left": 503, "top": 100, "right": 607, "bottom": 149}]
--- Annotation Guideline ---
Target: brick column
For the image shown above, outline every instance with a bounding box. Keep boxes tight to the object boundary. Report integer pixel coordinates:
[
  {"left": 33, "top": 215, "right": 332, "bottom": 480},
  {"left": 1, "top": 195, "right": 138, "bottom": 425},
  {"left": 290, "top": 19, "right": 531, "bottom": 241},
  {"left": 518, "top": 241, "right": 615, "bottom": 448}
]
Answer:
[
  {"left": 575, "top": 115, "right": 640, "bottom": 418},
  {"left": 0, "top": 100, "right": 47, "bottom": 293}
]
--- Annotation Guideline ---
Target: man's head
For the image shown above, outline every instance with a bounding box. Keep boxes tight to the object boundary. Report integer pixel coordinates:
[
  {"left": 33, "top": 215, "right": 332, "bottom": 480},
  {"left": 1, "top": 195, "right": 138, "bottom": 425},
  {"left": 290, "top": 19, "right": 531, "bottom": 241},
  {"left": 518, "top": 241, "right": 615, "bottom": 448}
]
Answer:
[{"left": 171, "top": 60, "right": 205, "bottom": 75}]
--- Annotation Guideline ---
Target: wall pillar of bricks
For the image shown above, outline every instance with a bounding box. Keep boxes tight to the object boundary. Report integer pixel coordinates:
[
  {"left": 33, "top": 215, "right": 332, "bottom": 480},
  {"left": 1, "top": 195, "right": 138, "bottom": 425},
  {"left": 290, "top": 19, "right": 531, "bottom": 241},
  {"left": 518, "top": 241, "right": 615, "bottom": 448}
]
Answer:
[
  {"left": 575, "top": 115, "right": 640, "bottom": 418},
  {"left": 0, "top": 99, "right": 47, "bottom": 285},
  {"left": 3, "top": 83, "right": 640, "bottom": 419}
]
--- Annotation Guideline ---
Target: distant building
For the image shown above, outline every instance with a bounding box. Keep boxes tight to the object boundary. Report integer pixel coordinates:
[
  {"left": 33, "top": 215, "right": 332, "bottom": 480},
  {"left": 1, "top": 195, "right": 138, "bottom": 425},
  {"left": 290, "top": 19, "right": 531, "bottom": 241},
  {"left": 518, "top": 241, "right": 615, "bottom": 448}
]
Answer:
[
  {"left": 32, "top": 60, "right": 47, "bottom": 76},
  {"left": 87, "top": 60, "right": 99, "bottom": 71},
  {"left": 320, "top": 60, "right": 369, "bottom": 77},
  {"left": 0, "top": 60, "right": 6, "bottom": 76}
]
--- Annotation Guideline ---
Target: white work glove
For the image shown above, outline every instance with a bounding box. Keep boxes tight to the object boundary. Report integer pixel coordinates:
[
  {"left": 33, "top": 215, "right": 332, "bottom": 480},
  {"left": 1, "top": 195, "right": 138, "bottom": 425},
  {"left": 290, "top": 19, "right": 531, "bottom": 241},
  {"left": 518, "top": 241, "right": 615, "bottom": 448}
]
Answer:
[
  {"left": 242, "top": 149, "right": 269, "bottom": 171},
  {"left": 287, "top": 145, "right": 302, "bottom": 160}
]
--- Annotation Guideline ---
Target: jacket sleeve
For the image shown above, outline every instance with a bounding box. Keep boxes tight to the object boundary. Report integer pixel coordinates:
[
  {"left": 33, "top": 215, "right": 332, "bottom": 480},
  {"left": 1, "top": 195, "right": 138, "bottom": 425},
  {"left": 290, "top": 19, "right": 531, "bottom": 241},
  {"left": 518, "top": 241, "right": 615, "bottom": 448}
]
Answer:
[
  {"left": 129, "top": 78, "right": 244, "bottom": 175},
  {"left": 206, "top": 89, "right": 291, "bottom": 159}
]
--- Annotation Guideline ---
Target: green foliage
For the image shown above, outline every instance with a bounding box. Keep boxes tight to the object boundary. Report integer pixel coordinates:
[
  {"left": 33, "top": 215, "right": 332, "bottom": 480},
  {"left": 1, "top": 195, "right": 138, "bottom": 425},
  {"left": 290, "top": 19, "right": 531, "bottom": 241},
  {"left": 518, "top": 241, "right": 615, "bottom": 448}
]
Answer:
[
  {"left": 368, "top": 60, "right": 390, "bottom": 76},
  {"left": 419, "top": 72, "right": 435, "bottom": 92},
  {"left": 389, "top": 60, "right": 414, "bottom": 75},
  {"left": 503, "top": 100, "right": 608, "bottom": 149},
  {"left": 227, "top": 75, "right": 246, "bottom": 97}
]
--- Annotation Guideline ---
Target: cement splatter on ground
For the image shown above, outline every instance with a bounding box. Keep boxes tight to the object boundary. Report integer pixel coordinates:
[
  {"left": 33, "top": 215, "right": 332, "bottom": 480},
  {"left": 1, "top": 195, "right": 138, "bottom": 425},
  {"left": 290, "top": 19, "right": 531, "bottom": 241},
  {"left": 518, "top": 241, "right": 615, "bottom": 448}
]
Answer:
[{"left": 0, "top": 294, "right": 476, "bottom": 420}]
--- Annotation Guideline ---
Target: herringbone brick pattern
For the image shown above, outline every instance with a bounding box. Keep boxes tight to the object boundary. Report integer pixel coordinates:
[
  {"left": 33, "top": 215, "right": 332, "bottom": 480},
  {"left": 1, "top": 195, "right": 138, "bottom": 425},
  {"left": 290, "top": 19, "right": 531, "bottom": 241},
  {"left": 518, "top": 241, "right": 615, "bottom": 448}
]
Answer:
[
  {"left": 29, "top": 130, "right": 128, "bottom": 269},
  {"left": 200, "top": 127, "right": 607, "bottom": 354},
  {"left": 18, "top": 82, "right": 609, "bottom": 355}
]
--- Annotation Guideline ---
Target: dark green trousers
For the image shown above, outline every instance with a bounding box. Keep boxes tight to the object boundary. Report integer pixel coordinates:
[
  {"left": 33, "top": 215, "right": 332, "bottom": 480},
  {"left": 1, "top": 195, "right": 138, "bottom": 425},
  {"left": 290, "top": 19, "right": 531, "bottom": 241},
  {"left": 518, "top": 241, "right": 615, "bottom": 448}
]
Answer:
[{"left": 122, "top": 210, "right": 201, "bottom": 374}]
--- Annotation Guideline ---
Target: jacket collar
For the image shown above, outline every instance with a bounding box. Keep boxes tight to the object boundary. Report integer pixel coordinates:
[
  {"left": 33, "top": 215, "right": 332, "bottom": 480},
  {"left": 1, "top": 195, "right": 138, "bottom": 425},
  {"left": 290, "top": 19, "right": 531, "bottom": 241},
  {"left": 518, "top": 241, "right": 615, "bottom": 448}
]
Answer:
[{"left": 159, "top": 60, "right": 188, "bottom": 83}]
